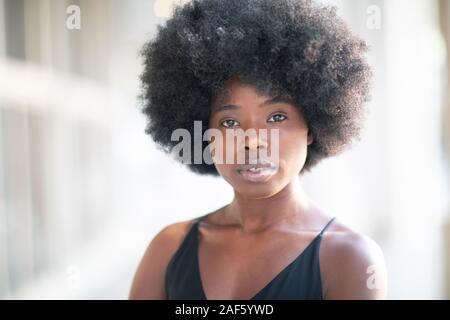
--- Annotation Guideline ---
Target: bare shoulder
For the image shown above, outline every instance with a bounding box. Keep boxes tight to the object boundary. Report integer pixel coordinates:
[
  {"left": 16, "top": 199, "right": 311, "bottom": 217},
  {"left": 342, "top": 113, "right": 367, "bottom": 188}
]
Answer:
[
  {"left": 319, "top": 219, "right": 388, "bottom": 300},
  {"left": 128, "top": 217, "right": 199, "bottom": 300}
]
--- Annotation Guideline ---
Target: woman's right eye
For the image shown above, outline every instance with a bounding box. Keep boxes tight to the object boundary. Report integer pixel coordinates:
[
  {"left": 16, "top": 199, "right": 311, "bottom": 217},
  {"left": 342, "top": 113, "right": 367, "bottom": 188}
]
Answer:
[{"left": 221, "top": 119, "right": 239, "bottom": 128}]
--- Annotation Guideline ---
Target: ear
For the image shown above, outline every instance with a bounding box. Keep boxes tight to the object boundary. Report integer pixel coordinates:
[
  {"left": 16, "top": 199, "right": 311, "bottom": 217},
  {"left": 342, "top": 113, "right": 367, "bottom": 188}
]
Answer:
[{"left": 307, "top": 131, "right": 314, "bottom": 146}]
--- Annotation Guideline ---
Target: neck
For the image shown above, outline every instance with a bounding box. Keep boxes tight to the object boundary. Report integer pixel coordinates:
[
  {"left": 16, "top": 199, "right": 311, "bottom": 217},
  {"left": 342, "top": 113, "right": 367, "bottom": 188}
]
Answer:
[{"left": 226, "top": 177, "right": 312, "bottom": 233}]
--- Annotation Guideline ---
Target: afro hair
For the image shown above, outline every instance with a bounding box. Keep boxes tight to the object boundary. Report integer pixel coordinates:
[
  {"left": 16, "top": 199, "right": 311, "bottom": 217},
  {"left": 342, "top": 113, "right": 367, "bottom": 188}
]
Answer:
[{"left": 139, "top": 0, "right": 372, "bottom": 176}]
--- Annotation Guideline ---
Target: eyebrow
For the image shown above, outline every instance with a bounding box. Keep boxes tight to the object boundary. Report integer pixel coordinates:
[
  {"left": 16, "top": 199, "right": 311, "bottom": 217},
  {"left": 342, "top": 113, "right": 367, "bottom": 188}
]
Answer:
[{"left": 212, "top": 96, "right": 293, "bottom": 113}]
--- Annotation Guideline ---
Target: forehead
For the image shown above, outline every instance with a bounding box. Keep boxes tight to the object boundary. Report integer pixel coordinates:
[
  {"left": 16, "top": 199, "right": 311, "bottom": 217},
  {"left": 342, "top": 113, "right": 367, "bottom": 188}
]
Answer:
[{"left": 211, "top": 76, "right": 294, "bottom": 110}]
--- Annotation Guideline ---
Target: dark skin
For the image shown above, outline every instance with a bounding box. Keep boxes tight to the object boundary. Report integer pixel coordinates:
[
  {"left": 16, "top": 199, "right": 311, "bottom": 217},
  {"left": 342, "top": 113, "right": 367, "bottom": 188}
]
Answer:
[{"left": 129, "top": 76, "right": 388, "bottom": 300}]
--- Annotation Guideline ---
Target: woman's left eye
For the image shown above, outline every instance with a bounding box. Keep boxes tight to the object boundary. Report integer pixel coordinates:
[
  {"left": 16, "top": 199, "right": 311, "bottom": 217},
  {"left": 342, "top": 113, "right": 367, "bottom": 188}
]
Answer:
[{"left": 267, "top": 114, "right": 287, "bottom": 122}]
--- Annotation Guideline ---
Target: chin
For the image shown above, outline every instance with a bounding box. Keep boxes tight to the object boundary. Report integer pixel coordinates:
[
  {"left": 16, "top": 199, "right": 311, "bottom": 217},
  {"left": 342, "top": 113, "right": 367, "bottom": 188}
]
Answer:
[
  {"left": 232, "top": 185, "right": 277, "bottom": 199},
  {"left": 230, "top": 173, "right": 286, "bottom": 199}
]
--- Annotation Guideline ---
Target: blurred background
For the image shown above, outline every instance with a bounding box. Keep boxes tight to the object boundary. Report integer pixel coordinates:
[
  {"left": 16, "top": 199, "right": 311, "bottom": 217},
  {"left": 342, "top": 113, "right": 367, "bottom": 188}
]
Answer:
[{"left": 0, "top": 0, "right": 449, "bottom": 299}]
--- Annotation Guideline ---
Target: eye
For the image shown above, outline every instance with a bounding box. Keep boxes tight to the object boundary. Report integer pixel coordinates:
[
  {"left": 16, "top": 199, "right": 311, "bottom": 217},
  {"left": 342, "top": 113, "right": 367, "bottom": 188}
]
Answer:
[
  {"left": 267, "top": 113, "right": 287, "bottom": 123},
  {"left": 221, "top": 119, "right": 239, "bottom": 128}
]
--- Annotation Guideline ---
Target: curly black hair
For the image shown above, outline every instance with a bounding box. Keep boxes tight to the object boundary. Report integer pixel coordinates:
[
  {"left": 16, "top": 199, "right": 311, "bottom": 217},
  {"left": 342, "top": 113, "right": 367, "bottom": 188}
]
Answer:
[{"left": 139, "top": 0, "right": 372, "bottom": 176}]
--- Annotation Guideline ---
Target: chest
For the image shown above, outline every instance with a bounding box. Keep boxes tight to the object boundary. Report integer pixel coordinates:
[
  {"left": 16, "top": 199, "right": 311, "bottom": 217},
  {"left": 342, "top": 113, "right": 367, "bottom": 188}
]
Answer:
[{"left": 196, "top": 228, "right": 321, "bottom": 299}]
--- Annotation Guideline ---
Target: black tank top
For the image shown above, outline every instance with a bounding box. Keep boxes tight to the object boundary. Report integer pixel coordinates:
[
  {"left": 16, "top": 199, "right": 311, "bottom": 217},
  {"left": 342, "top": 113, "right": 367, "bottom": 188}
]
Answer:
[{"left": 165, "top": 215, "right": 336, "bottom": 300}]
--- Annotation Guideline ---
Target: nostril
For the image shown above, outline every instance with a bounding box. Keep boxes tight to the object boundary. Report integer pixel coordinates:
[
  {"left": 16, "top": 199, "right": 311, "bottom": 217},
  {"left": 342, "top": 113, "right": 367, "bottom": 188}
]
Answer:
[{"left": 244, "top": 144, "right": 263, "bottom": 150}]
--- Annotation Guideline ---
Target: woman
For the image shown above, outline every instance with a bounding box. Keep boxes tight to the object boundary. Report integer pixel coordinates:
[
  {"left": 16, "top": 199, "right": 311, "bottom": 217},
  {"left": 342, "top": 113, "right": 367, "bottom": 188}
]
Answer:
[{"left": 130, "top": 0, "right": 387, "bottom": 300}]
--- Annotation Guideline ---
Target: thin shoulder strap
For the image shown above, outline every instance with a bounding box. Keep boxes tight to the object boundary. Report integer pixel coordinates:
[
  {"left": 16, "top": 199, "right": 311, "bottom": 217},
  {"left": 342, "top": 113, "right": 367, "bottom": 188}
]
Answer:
[
  {"left": 318, "top": 217, "right": 336, "bottom": 237},
  {"left": 194, "top": 212, "right": 210, "bottom": 225},
  {"left": 177, "top": 213, "right": 210, "bottom": 245}
]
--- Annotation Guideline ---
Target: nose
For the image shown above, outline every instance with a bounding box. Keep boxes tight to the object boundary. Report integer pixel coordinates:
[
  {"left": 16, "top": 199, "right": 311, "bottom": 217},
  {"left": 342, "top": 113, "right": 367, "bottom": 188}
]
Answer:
[
  {"left": 244, "top": 132, "right": 268, "bottom": 152},
  {"left": 244, "top": 141, "right": 262, "bottom": 151}
]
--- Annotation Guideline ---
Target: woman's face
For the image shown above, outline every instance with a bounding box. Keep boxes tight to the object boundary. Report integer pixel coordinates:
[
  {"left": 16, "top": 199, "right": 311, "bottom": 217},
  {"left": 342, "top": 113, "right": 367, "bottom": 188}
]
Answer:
[{"left": 208, "top": 77, "right": 313, "bottom": 198}]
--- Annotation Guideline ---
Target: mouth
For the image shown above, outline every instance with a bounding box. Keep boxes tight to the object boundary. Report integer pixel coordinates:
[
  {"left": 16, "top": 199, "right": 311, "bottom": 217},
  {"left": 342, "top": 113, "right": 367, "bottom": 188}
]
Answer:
[{"left": 236, "top": 160, "right": 278, "bottom": 183}]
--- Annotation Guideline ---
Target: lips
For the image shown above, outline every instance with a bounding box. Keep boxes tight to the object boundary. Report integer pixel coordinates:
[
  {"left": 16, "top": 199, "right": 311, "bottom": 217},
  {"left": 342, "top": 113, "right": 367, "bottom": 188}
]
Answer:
[
  {"left": 236, "top": 159, "right": 278, "bottom": 183},
  {"left": 237, "top": 162, "right": 273, "bottom": 171}
]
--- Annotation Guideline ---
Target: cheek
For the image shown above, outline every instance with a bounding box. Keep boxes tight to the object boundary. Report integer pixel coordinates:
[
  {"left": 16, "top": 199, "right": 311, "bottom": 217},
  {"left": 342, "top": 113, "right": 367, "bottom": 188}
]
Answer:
[
  {"left": 276, "top": 130, "right": 309, "bottom": 174},
  {"left": 214, "top": 163, "right": 233, "bottom": 180},
  {"left": 209, "top": 134, "right": 239, "bottom": 179}
]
